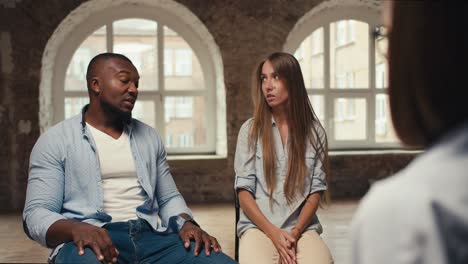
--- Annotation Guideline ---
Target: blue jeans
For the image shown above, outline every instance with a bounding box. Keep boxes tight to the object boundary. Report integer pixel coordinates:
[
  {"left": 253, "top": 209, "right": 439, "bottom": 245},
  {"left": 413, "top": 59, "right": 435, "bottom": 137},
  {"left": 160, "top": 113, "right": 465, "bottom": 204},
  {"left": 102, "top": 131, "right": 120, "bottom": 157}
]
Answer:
[{"left": 54, "top": 219, "right": 237, "bottom": 264}]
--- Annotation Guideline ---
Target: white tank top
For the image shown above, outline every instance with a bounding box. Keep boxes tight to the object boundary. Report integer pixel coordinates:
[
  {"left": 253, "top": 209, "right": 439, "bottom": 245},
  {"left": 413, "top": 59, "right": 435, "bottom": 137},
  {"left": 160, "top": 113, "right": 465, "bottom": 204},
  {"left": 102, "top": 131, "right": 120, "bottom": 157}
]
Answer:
[{"left": 87, "top": 123, "right": 147, "bottom": 222}]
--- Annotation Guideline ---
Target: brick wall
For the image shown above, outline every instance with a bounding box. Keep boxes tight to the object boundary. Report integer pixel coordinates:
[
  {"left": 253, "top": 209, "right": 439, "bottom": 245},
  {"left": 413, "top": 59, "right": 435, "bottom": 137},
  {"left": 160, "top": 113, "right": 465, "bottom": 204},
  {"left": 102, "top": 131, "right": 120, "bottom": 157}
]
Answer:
[{"left": 0, "top": 0, "right": 415, "bottom": 212}]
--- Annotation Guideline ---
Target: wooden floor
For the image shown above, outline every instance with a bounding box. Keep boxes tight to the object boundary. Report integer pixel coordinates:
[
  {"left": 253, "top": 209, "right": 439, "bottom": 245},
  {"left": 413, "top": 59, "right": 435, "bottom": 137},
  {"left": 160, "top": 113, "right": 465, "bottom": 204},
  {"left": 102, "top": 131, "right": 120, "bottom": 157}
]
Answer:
[{"left": 0, "top": 200, "right": 358, "bottom": 263}]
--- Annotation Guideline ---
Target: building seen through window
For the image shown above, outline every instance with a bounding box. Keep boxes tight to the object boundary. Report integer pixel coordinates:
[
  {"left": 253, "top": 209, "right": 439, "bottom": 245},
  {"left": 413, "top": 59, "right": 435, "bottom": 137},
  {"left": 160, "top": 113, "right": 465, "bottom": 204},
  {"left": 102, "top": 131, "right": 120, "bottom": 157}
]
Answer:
[
  {"left": 64, "top": 18, "right": 210, "bottom": 153},
  {"left": 293, "top": 19, "right": 398, "bottom": 148}
]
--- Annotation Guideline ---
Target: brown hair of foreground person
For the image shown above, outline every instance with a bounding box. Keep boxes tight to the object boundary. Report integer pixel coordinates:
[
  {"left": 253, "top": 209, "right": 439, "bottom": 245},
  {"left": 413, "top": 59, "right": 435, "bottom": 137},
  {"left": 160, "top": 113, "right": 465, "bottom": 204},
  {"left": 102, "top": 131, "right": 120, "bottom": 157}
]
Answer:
[{"left": 389, "top": 1, "right": 468, "bottom": 147}]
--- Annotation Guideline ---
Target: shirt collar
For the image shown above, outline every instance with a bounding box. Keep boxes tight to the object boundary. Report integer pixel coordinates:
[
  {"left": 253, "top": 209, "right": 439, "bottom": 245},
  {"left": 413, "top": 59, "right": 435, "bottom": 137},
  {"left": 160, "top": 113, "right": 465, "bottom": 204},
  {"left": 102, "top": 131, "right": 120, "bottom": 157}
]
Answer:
[
  {"left": 80, "top": 104, "right": 89, "bottom": 131},
  {"left": 79, "top": 104, "right": 134, "bottom": 136},
  {"left": 271, "top": 115, "right": 277, "bottom": 127}
]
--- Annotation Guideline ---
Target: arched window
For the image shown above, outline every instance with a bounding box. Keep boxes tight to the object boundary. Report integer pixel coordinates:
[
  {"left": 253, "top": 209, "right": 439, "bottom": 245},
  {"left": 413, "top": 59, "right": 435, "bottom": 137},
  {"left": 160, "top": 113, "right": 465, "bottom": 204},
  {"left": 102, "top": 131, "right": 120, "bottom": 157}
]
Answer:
[
  {"left": 284, "top": 1, "right": 398, "bottom": 149},
  {"left": 41, "top": 0, "right": 226, "bottom": 155}
]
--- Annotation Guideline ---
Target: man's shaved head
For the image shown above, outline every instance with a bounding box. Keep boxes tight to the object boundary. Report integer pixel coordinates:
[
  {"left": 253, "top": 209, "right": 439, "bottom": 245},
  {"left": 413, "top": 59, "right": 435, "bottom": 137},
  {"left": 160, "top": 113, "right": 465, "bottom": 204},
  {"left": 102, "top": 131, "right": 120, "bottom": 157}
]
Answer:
[{"left": 86, "top": 53, "right": 133, "bottom": 90}]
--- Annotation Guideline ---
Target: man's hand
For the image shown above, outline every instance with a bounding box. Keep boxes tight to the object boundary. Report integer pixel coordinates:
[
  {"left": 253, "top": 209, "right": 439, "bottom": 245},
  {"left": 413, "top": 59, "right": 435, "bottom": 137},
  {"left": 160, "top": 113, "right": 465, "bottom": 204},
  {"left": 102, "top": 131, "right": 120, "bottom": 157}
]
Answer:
[
  {"left": 70, "top": 222, "right": 118, "bottom": 263},
  {"left": 179, "top": 221, "right": 222, "bottom": 256}
]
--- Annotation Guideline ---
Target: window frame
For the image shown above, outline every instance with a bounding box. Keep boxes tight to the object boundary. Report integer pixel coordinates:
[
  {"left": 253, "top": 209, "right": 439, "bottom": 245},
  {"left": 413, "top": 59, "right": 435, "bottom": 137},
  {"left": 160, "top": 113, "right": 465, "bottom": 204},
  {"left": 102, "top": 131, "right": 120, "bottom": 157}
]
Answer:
[
  {"left": 284, "top": 4, "right": 400, "bottom": 149},
  {"left": 50, "top": 6, "right": 220, "bottom": 155}
]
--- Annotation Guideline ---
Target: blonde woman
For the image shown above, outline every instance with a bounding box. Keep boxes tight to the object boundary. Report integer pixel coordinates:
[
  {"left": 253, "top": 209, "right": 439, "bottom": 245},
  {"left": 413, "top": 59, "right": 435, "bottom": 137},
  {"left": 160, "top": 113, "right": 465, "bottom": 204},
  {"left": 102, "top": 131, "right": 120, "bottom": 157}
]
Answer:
[{"left": 234, "top": 52, "right": 333, "bottom": 264}]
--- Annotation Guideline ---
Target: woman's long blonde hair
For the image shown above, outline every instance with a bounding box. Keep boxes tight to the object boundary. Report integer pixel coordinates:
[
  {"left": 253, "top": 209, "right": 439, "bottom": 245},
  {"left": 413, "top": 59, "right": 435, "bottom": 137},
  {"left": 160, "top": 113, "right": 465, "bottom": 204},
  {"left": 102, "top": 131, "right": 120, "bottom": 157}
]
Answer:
[{"left": 248, "top": 52, "right": 330, "bottom": 206}]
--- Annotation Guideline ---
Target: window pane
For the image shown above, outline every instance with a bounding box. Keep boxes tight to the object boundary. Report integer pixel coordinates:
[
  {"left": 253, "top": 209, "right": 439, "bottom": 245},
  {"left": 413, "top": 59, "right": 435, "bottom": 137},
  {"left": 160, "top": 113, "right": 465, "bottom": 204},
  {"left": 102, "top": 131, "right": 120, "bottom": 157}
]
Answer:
[
  {"left": 375, "top": 36, "right": 388, "bottom": 89},
  {"left": 164, "top": 96, "right": 206, "bottom": 148},
  {"left": 164, "top": 26, "right": 204, "bottom": 90},
  {"left": 164, "top": 49, "right": 173, "bottom": 76},
  {"left": 334, "top": 98, "right": 366, "bottom": 140},
  {"left": 132, "top": 101, "right": 156, "bottom": 128},
  {"left": 294, "top": 27, "right": 324, "bottom": 89},
  {"left": 65, "top": 26, "right": 106, "bottom": 91},
  {"left": 113, "top": 19, "right": 158, "bottom": 91},
  {"left": 375, "top": 94, "right": 398, "bottom": 142},
  {"left": 308, "top": 95, "right": 325, "bottom": 125},
  {"left": 330, "top": 20, "right": 369, "bottom": 89},
  {"left": 65, "top": 97, "right": 89, "bottom": 119}
]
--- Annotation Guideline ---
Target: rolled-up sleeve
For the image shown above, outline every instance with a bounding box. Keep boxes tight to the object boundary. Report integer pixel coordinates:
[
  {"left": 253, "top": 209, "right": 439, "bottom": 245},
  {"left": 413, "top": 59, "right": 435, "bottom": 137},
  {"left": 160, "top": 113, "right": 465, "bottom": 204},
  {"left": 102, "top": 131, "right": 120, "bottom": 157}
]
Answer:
[
  {"left": 234, "top": 119, "right": 257, "bottom": 196},
  {"left": 23, "top": 132, "right": 67, "bottom": 248},
  {"left": 309, "top": 158, "right": 327, "bottom": 195},
  {"left": 309, "top": 123, "right": 328, "bottom": 195}
]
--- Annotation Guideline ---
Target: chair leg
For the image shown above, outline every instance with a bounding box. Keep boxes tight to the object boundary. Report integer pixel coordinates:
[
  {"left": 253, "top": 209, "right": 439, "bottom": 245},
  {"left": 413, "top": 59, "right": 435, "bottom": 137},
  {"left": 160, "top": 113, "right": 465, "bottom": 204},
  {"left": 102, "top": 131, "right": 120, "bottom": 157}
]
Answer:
[{"left": 234, "top": 193, "right": 240, "bottom": 261}]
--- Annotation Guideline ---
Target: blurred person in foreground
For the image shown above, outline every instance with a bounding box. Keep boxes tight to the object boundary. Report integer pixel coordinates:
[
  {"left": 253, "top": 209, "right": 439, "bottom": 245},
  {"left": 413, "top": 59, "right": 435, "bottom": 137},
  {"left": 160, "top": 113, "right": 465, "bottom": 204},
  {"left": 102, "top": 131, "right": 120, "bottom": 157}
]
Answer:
[{"left": 351, "top": 1, "right": 468, "bottom": 263}]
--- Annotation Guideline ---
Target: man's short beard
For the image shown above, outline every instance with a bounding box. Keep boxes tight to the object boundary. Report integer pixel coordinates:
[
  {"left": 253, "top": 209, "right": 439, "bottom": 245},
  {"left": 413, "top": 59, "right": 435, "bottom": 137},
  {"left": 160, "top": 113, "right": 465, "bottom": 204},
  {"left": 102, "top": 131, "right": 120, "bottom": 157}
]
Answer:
[
  {"left": 101, "top": 100, "right": 133, "bottom": 122},
  {"left": 121, "top": 111, "right": 132, "bottom": 122}
]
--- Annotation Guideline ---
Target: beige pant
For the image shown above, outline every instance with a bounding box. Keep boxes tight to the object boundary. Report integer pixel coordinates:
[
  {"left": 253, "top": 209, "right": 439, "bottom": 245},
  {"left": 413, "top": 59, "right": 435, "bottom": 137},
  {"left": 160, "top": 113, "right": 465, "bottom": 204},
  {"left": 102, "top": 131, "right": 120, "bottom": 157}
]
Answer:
[{"left": 239, "top": 228, "right": 333, "bottom": 264}]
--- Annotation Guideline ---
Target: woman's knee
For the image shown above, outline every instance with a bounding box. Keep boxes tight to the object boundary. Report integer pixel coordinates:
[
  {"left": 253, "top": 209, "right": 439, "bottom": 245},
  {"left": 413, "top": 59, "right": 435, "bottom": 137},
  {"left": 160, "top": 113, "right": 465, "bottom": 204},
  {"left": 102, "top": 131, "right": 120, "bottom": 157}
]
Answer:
[
  {"left": 239, "top": 229, "right": 279, "bottom": 264},
  {"left": 296, "top": 230, "right": 333, "bottom": 264}
]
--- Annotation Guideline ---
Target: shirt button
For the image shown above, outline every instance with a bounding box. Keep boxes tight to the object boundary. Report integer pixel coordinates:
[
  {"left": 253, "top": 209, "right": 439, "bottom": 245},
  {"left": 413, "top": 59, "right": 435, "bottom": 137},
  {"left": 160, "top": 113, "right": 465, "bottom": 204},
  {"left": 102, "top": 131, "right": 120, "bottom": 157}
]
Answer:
[{"left": 97, "top": 208, "right": 104, "bottom": 213}]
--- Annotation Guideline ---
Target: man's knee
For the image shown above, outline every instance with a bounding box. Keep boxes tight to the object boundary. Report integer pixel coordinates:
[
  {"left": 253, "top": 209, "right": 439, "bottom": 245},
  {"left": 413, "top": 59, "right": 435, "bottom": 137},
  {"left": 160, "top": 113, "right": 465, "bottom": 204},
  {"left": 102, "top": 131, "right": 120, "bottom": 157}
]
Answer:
[
  {"left": 190, "top": 242, "right": 237, "bottom": 264},
  {"left": 54, "top": 242, "right": 103, "bottom": 264}
]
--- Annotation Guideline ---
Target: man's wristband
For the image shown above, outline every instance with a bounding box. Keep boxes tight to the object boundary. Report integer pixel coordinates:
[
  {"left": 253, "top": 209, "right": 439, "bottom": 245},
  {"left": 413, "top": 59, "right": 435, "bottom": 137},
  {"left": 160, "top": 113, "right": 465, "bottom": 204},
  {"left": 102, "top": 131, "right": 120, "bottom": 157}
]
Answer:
[
  {"left": 185, "top": 217, "right": 200, "bottom": 227},
  {"left": 175, "top": 215, "right": 200, "bottom": 231}
]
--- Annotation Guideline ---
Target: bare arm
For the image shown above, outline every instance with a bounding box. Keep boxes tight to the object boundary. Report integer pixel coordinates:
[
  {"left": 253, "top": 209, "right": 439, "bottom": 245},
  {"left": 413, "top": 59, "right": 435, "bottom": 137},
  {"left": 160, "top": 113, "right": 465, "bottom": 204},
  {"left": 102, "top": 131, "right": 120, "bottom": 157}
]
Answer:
[
  {"left": 238, "top": 190, "right": 276, "bottom": 236},
  {"left": 290, "top": 192, "right": 321, "bottom": 238}
]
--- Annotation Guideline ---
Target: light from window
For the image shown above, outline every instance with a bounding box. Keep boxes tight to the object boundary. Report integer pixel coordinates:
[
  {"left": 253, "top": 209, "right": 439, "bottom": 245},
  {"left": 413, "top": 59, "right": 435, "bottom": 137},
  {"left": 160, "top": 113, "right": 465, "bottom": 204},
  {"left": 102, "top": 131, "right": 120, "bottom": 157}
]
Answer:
[
  {"left": 65, "top": 26, "right": 106, "bottom": 92},
  {"left": 294, "top": 45, "right": 303, "bottom": 61},
  {"left": 166, "top": 134, "right": 173, "bottom": 147},
  {"left": 376, "top": 63, "right": 386, "bottom": 89},
  {"left": 164, "top": 96, "right": 193, "bottom": 122},
  {"left": 164, "top": 26, "right": 204, "bottom": 91},
  {"left": 175, "top": 49, "right": 192, "bottom": 76},
  {"left": 336, "top": 74, "right": 346, "bottom": 89},
  {"left": 65, "top": 97, "right": 89, "bottom": 119},
  {"left": 336, "top": 21, "right": 347, "bottom": 46},
  {"left": 375, "top": 95, "right": 398, "bottom": 142},
  {"left": 375, "top": 94, "right": 387, "bottom": 135},
  {"left": 334, "top": 98, "right": 366, "bottom": 140},
  {"left": 348, "top": 20, "right": 356, "bottom": 43},
  {"left": 335, "top": 20, "right": 356, "bottom": 47},
  {"left": 114, "top": 19, "right": 158, "bottom": 91},
  {"left": 309, "top": 95, "right": 325, "bottom": 125},
  {"left": 311, "top": 28, "right": 324, "bottom": 55},
  {"left": 164, "top": 49, "right": 192, "bottom": 76},
  {"left": 290, "top": 13, "right": 398, "bottom": 148},
  {"left": 294, "top": 27, "right": 324, "bottom": 89},
  {"left": 131, "top": 101, "right": 156, "bottom": 128},
  {"left": 346, "top": 72, "right": 355, "bottom": 88},
  {"left": 164, "top": 49, "right": 174, "bottom": 76},
  {"left": 62, "top": 18, "right": 216, "bottom": 153},
  {"left": 164, "top": 96, "right": 206, "bottom": 148},
  {"left": 331, "top": 20, "right": 369, "bottom": 89},
  {"left": 179, "top": 134, "right": 194, "bottom": 148}
]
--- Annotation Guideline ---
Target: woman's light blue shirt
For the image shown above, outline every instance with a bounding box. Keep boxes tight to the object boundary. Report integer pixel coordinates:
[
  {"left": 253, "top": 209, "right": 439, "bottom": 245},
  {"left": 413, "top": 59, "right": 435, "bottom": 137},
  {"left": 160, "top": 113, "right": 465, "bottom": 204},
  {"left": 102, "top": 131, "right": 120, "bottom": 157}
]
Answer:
[{"left": 234, "top": 118, "right": 327, "bottom": 237}]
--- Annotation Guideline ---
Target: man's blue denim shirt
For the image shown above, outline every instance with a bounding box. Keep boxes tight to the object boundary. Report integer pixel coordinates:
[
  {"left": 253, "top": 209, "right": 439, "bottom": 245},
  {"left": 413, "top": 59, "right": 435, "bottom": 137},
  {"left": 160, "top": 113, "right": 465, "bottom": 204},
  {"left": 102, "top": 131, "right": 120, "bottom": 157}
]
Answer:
[{"left": 23, "top": 106, "right": 192, "bottom": 248}]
